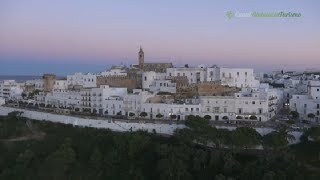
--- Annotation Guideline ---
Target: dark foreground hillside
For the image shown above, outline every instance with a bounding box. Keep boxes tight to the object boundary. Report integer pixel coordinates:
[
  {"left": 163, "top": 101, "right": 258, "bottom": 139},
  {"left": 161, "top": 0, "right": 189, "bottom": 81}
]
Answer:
[{"left": 0, "top": 113, "right": 319, "bottom": 180}]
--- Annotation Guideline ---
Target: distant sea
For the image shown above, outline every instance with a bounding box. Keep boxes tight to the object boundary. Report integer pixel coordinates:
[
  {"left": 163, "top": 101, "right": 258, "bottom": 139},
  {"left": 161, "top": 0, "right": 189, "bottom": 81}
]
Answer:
[{"left": 0, "top": 75, "right": 65, "bottom": 82}]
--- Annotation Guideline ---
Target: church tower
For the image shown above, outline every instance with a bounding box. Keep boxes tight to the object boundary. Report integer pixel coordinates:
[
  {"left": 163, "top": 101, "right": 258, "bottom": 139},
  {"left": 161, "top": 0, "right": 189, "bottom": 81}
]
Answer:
[{"left": 138, "top": 46, "right": 144, "bottom": 69}]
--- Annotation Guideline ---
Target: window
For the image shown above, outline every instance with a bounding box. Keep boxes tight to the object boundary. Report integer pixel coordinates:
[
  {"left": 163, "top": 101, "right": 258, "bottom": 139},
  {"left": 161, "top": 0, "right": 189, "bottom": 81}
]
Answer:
[
  {"left": 178, "top": 73, "right": 180, "bottom": 76},
  {"left": 144, "top": 76, "right": 147, "bottom": 81},
  {"left": 252, "top": 101, "right": 255, "bottom": 104},
  {"left": 196, "top": 108, "right": 199, "bottom": 112},
  {"left": 317, "top": 89, "right": 319, "bottom": 91},
  {"left": 237, "top": 72, "right": 239, "bottom": 77},
  {"left": 191, "top": 108, "right": 194, "bottom": 112},
  {"left": 214, "top": 107, "right": 219, "bottom": 113},
  {"left": 169, "top": 73, "right": 172, "bottom": 76},
  {"left": 207, "top": 108, "right": 210, "bottom": 111},
  {"left": 294, "top": 103, "right": 296, "bottom": 107},
  {"left": 238, "top": 108, "right": 242, "bottom": 114},
  {"left": 185, "top": 108, "right": 188, "bottom": 111},
  {"left": 304, "top": 104, "right": 307, "bottom": 108},
  {"left": 183, "top": 73, "right": 185, "bottom": 76},
  {"left": 160, "top": 83, "right": 162, "bottom": 86},
  {"left": 224, "top": 108, "right": 227, "bottom": 113},
  {"left": 245, "top": 72, "right": 247, "bottom": 76},
  {"left": 245, "top": 101, "right": 248, "bottom": 104},
  {"left": 222, "top": 73, "right": 225, "bottom": 78},
  {"left": 259, "top": 109, "right": 263, "bottom": 114},
  {"left": 317, "top": 104, "right": 320, "bottom": 108},
  {"left": 317, "top": 111, "right": 319, "bottom": 115}
]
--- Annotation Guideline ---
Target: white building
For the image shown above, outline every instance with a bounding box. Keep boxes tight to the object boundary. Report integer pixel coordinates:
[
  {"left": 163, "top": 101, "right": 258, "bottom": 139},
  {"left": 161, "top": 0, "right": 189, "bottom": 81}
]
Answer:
[
  {"left": 220, "top": 68, "right": 260, "bottom": 88},
  {"left": 67, "top": 73, "right": 97, "bottom": 88},
  {"left": 149, "top": 80, "right": 176, "bottom": 94},
  {"left": 84, "top": 85, "right": 128, "bottom": 115},
  {"left": 123, "top": 89, "right": 154, "bottom": 116},
  {"left": 0, "top": 80, "right": 24, "bottom": 100},
  {"left": 53, "top": 80, "right": 68, "bottom": 90},
  {"left": 166, "top": 66, "right": 206, "bottom": 84},
  {"left": 0, "top": 97, "right": 5, "bottom": 106},
  {"left": 199, "top": 85, "right": 283, "bottom": 122},
  {"left": 44, "top": 89, "right": 82, "bottom": 108},
  {"left": 25, "top": 79, "right": 44, "bottom": 90},
  {"left": 166, "top": 65, "right": 220, "bottom": 84},
  {"left": 141, "top": 103, "right": 201, "bottom": 120},
  {"left": 290, "top": 81, "right": 320, "bottom": 123},
  {"left": 100, "top": 67, "right": 127, "bottom": 76},
  {"left": 142, "top": 71, "right": 166, "bottom": 90}
]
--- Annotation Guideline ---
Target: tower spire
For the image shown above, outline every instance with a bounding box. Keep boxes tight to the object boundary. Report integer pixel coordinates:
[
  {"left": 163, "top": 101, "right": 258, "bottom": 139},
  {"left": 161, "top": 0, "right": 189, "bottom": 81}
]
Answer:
[{"left": 138, "top": 46, "right": 144, "bottom": 69}]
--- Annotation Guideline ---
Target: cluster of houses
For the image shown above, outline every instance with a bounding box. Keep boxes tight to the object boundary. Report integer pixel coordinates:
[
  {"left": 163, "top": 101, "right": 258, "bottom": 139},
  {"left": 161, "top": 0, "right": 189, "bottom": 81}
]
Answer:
[{"left": 1, "top": 48, "right": 319, "bottom": 123}]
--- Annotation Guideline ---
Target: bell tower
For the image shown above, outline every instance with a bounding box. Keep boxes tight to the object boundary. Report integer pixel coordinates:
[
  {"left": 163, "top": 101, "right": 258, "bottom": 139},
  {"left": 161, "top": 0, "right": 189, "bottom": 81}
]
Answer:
[{"left": 138, "top": 46, "right": 144, "bottom": 69}]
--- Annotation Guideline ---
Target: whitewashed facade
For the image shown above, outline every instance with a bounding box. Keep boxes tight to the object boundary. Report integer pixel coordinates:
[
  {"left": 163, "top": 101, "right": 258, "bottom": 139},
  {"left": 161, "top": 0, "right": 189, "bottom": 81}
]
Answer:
[
  {"left": 142, "top": 71, "right": 166, "bottom": 90},
  {"left": 290, "top": 81, "right": 320, "bottom": 123},
  {"left": 67, "top": 73, "right": 97, "bottom": 88},
  {"left": 53, "top": 80, "right": 68, "bottom": 90},
  {"left": 199, "top": 85, "right": 283, "bottom": 122},
  {"left": 0, "top": 80, "right": 24, "bottom": 100},
  {"left": 220, "top": 68, "right": 260, "bottom": 88}
]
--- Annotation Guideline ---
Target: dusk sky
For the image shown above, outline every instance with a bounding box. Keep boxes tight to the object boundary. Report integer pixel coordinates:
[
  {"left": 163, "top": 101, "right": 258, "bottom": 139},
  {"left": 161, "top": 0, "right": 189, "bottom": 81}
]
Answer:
[{"left": 1, "top": 0, "right": 320, "bottom": 75}]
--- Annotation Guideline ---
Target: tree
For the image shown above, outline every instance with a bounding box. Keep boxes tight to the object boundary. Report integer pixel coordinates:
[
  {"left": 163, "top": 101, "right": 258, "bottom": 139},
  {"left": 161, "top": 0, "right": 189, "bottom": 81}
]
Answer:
[
  {"left": 129, "top": 112, "right": 135, "bottom": 117},
  {"left": 231, "top": 127, "right": 262, "bottom": 149},
  {"left": 262, "top": 132, "right": 288, "bottom": 150},
  {"left": 302, "top": 126, "right": 320, "bottom": 142},
  {"left": 8, "top": 111, "right": 24, "bottom": 120},
  {"left": 307, "top": 113, "right": 315, "bottom": 119},
  {"left": 140, "top": 112, "right": 148, "bottom": 118},
  {"left": 116, "top": 111, "right": 122, "bottom": 116},
  {"left": 236, "top": 116, "right": 243, "bottom": 119},
  {"left": 41, "top": 138, "right": 76, "bottom": 179},
  {"left": 170, "top": 114, "right": 177, "bottom": 120},
  {"left": 89, "top": 147, "right": 103, "bottom": 177},
  {"left": 204, "top": 115, "right": 211, "bottom": 120},
  {"left": 290, "top": 111, "right": 299, "bottom": 119},
  {"left": 156, "top": 144, "right": 191, "bottom": 180},
  {"left": 21, "top": 92, "right": 27, "bottom": 99},
  {"left": 262, "top": 125, "right": 294, "bottom": 150},
  {"left": 156, "top": 113, "right": 163, "bottom": 119},
  {"left": 249, "top": 115, "right": 257, "bottom": 120}
]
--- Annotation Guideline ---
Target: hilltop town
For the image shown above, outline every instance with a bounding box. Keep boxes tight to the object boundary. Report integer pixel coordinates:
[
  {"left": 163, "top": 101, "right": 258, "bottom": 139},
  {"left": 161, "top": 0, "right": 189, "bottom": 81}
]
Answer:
[{"left": 1, "top": 47, "right": 320, "bottom": 126}]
